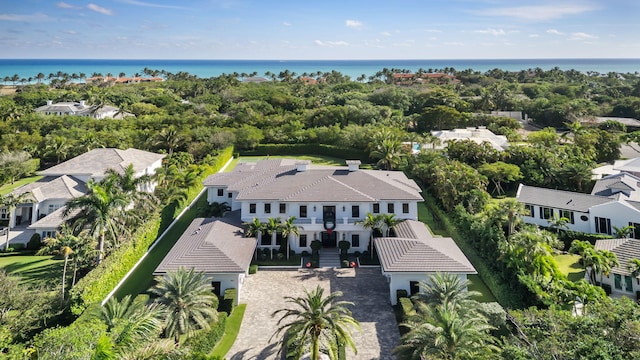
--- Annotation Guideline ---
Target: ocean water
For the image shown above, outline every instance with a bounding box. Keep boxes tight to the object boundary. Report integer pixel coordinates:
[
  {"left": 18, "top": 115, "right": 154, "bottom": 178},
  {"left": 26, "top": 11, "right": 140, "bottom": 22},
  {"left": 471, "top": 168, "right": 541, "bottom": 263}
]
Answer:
[{"left": 1, "top": 58, "right": 639, "bottom": 82}]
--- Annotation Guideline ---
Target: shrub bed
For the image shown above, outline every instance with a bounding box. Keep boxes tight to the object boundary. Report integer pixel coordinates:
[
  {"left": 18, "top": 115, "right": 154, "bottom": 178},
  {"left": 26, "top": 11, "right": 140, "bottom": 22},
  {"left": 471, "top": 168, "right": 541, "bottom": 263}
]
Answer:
[
  {"left": 184, "top": 313, "right": 228, "bottom": 357},
  {"left": 218, "top": 288, "right": 237, "bottom": 315}
]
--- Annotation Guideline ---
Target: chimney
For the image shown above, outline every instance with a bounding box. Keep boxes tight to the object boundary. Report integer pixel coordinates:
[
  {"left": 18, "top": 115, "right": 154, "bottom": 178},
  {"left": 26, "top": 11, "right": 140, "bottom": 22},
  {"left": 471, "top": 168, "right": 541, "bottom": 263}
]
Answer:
[
  {"left": 296, "top": 160, "right": 311, "bottom": 172},
  {"left": 46, "top": 100, "right": 52, "bottom": 106},
  {"left": 346, "top": 160, "right": 361, "bottom": 172},
  {"left": 80, "top": 100, "right": 86, "bottom": 107}
]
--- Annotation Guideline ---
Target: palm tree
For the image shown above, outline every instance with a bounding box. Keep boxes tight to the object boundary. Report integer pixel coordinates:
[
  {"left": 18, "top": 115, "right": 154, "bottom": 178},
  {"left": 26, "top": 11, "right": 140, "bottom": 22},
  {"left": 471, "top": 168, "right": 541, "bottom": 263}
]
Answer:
[
  {"left": 150, "top": 267, "right": 218, "bottom": 347},
  {"left": 378, "top": 213, "right": 403, "bottom": 237},
  {"left": 412, "top": 273, "right": 481, "bottom": 310},
  {"left": 36, "top": 225, "right": 81, "bottom": 303},
  {"left": 208, "top": 201, "right": 231, "bottom": 218},
  {"left": 357, "top": 213, "right": 382, "bottom": 236},
  {"left": 272, "top": 286, "right": 360, "bottom": 360},
  {"left": 613, "top": 225, "right": 635, "bottom": 238},
  {"left": 0, "top": 192, "right": 31, "bottom": 251},
  {"left": 395, "top": 301, "right": 498, "bottom": 360},
  {"left": 155, "top": 126, "right": 183, "bottom": 156},
  {"left": 280, "top": 216, "right": 300, "bottom": 260},
  {"left": 370, "top": 138, "right": 406, "bottom": 171},
  {"left": 627, "top": 258, "right": 640, "bottom": 278},
  {"left": 64, "top": 180, "right": 129, "bottom": 263}
]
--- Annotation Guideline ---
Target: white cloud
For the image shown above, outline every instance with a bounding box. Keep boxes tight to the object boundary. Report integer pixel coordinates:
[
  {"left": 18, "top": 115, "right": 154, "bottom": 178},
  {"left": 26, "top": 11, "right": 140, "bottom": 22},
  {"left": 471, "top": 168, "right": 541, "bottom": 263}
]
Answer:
[
  {"left": 474, "top": 28, "right": 507, "bottom": 36},
  {"left": 529, "top": 34, "right": 540, "bottom": 38},
  {"left": 547, "top": 29, "right": 564, "bottom": 35},
  {"left": 56, "top": 2, "right": 79, "bottom": 9},
  {"left": 475, "top": 5, "right": 595, "bottom": 21},
  {"left": 117, "top": 0, "right": 188, "bottom": 9},
  {"left": 87, "top": 4, "right": 113, "bottom": 15},
  {"left": 569, "top": 32, "right": 598, "bottom": 40},
  {"left": 443, "top": 41, "right": 464, "bottom": 46},
  {"left": 0, "top": 13, "right": 51, "bottom": 21},
  {"left": 345, "top": 19, "right": 363, "bottom": 29},
  {"left": 63, "top": 30, "right": 77, "bottom": 34},
  {"left": 393, "top": 39, "right": 415, "bottom": 47},
  {"left": 282, "top": 21, "right": 291, "bottom": 26},
  {"left": 314, "top": 40, "right": 349, "bottom": 47},
  {"left": 381, "top": 31, "right": 391, "bottom": 36},
  {"left": 426, "top": 29, "right": 442, "bottom": 33}
]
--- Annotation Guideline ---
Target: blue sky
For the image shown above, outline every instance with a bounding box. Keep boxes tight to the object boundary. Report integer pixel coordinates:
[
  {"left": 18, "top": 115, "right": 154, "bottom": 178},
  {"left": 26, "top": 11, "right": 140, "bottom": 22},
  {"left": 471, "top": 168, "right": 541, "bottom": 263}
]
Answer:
[{"left": 1, "top": 0, "right": 639, "bottom": 59}]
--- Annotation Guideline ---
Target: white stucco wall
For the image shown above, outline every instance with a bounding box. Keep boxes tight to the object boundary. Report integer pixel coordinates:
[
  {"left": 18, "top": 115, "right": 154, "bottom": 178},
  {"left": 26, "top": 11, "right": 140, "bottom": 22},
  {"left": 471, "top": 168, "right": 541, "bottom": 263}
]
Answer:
[
  {"left": 521, "top": 204, "right": 591, "bottom": 233},
  {"left": 384, "top": 271, "right": 469, "bottom": 305},
  {"left": 590, "top": 201, "right": 640, "bottom": 235},
  {"left": 205, "top": 273, "right": 245, "bottom": 306},
  {"left": 598, "top": 271, "right": 640, "bottom": 298}
]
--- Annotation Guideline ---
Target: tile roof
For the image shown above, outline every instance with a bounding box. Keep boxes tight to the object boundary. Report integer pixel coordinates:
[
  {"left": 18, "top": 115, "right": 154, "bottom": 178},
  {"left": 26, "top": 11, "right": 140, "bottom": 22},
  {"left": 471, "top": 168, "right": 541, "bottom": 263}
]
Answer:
[
  {"left": 595, "top": 238, "right": 640, "bottom": 278},
  {"left": 375, "top": 220, "right": 476, "bottom": 273},
  {"left": 39, "top": 148, "right": 165, "bottom": 179},
  {"left": 203, "top": 159, "right": 422, "bottom": 202},
  {"left": 516, "top": 184, "right": 612, "bottom": 212},
  {"left": 155, "top": 211, "right": 256, "bottom": 274},
  {"left": 591, "top": 172, "right": 640, "bottom": 200},
  {"left": 28, "top": 206, "right": 79, "bottom": 229},
  {"left": 13, "top": 175, "right": 86, "bottom": 202}
]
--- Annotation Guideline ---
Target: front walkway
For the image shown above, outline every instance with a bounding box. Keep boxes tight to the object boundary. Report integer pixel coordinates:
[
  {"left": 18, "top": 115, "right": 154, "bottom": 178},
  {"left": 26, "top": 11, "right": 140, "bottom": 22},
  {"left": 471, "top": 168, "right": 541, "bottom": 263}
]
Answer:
[{"left": 227, "top": 267, "right": 399, "bottom": 360}]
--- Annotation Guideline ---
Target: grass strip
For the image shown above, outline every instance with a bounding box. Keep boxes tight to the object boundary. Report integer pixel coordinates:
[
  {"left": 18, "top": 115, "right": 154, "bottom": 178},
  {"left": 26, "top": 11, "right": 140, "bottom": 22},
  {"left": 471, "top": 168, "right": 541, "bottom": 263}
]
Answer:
[
  {"left": 0, "top": 176, "right": 43, "bottom": 195},
  {"left": 210, "top": 303, "right": 247, "bottom": 358}
]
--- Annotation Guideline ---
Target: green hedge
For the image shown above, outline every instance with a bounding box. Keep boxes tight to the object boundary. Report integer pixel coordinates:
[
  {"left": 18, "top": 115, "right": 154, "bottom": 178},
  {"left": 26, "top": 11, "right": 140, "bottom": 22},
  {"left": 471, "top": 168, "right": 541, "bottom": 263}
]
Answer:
[
  {"left": 218, "top": 288, "right": 237, "bottom": 315},
  {"left": 184, "top": 313, "right": 227, "bottom": 357},
  {"left": 422, "top": 192, "right": 522, "bottom": 309},
  {"left": 68, "top": 147, "right": 234, "bottom": 315},
  {"left": 240, "top": 144, "right": 370, "bottom": 162}
]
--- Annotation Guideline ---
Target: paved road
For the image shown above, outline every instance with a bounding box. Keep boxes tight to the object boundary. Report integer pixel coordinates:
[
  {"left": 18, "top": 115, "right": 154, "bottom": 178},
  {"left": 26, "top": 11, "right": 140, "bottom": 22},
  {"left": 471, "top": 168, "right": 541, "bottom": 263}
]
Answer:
[{"left": 227, "top": 267, "right": 399, "bottom": 360}]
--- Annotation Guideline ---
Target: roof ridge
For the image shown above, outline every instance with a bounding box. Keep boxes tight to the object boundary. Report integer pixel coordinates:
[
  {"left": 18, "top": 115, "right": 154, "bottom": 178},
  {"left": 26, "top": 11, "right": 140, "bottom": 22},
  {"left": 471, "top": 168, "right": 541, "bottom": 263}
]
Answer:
[
  {"left": 326, "top": 176, "right": 375, "bottom": 201},
  {"left": 283, "top": 174, "right": 332, "bottom": 200}
]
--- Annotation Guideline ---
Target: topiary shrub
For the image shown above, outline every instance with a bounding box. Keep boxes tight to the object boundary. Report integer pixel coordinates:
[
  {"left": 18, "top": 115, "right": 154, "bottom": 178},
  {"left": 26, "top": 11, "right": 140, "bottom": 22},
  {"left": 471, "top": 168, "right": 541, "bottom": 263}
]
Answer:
[
  {"left": 338, "top": 240, "right": 351, "bottom": 257},
  {"left": 249, "top": 264, "right": 258, "bottom": 274},
  {"left": 27, "top": 233, "right": 42, "bottom": 251},
  {"left": 301, "top": 250, "right": 310, "bottom": 257},
  {"left": 341, "top": 259, "right": 349, "bottom": 268},
  {"left": 12, "top": 244, "right": 25, "bottom": 251},
  {"left": 353, "top": 251, "right": 362, "bottom": 257},
  {"left": 310, "top": 240, "right": 322, "bottom": 255},
  {"left": 478, "top": 302, "right": 507, "bottom": 329},
  {"left": 396, "top": 289, "right": 408, "bottom": 304}
]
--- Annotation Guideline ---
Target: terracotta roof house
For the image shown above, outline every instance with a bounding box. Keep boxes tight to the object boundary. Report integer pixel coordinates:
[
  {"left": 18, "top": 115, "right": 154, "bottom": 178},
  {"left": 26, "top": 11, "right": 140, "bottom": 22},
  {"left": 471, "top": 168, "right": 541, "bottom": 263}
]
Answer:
[
  {"left": 516, "top": 172, "right": 640, "bottom": 238},
  {"left": 594, "top": 238, "right": 640, "bottom": 298},
  {"left": 155, "top": 212, "right": 256, "bottom": 303},
  {"left": 196, "top": 158, "right": 475, "bottom": 305},
  {"left": 1, "top": 148, "right": 164, "bottom": 240},
  {"left": 375, "top": 220, "right": 476, "bottom": 304},
  {"left": 34, "top": 100, "right": 133, "bottom": 119}
]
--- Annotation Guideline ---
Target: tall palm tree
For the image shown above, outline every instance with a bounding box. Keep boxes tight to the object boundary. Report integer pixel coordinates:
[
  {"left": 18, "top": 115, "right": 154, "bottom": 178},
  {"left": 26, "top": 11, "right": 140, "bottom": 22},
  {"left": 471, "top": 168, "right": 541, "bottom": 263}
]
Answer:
[
  {"left": 36, "top": 225, "right": 82, "bottom": 303},
  {"left": 150, "top": 267, "right": 218, "bottom": 347},
  {"left": 378, "top": 213, "right": 403, "bottom": 237},
  {"left": 64, "top": 180, "right": 129, "bottom": 263},
  {"left": 280, "top": 216, "right": 300, "bottom": 260},
  {"left": 395, "top": 301, "right": 497, "bottom": 360},
  {"left": 413, "top": 273, "right": 481, "bottom": 310},
  {"left": 0, "top": 192, "right": 31, "bottom": 251},
  {"left": 272, "top": 286, "right": 360, "bottom": 360},
  {"left": 370, "top": 138, "right": 406, "bottom": 171}
]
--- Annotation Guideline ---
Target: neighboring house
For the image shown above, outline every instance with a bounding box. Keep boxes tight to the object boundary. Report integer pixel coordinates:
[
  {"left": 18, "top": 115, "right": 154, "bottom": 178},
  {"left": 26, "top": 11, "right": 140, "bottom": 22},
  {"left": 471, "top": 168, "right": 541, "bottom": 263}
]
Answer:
[
  {"left": 594, "top": 238, "right": 640, "bottom": 298},
  {"left": 516, "top": 172, "right": 640, "bottom": 237},
  {"left": 593, "top": 157, "right": 640, "bottom": 180},
  {"left": 242, "top": 76, "right": 269, "bottom": 83},
  {"left": 579, "top": 116, "right": 640, "bottom": 129},
  {"left": 429, "top": 127, "right": 510, "bottom": 151},
  {"left": 375, "top": 220, "right": 476, "bottom": 305},
  {"left": 86, "top": 76, "right": 164, "bottom": 84},
  {"left": 34, "top": 100, "right": 133, "bottom": 119},
  {"left": 203, "top": 159, "right": 423, "bottom": 254},
  {"left": 154, "top": 212, "right": 256, "bottom": 304},
  {"left": 1, "top": 148, "right": 164, "bottom": 239}
]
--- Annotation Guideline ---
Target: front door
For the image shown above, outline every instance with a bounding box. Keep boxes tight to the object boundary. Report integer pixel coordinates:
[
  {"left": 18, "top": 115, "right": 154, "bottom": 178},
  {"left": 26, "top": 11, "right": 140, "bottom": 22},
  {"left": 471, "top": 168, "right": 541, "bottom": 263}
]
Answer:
[{"left": 321, "top": 231, "right": 337, "bottom": 248}]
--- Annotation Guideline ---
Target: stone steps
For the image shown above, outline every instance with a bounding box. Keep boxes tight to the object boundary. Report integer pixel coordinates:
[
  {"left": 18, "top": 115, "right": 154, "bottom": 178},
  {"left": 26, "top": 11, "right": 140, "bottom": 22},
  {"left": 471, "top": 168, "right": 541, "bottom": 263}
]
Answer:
[{"left": 318, "top": 248, "right": 341, "bottom": 268}]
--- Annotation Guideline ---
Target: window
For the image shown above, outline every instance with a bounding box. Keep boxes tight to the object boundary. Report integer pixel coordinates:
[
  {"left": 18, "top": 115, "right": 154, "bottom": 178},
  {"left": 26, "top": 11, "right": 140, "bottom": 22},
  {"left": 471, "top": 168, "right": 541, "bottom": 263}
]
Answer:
[
  {"left": 540, "top": 207, "right": 554, "bottom": 220},
  {"left": 264, "top": 203, "right": 271, "bottom": 214},
  {"left": 625, "top": 276, "right": 633, "bottom": 292},
  {"left": 524, "top": 204, "right": 534, "bottom": 217},
  {"left": 260, "top": 233, "right": 271, "bottom": 246},
  {"left": 410, "top": 281, "right": 420, "bottom": 296},
  {"left": 300, "top": 205, "right": 307, "bottom": 218},
  {"left": 217, "top": 188, "right": 223, "bottom": 196},
  {"left": 560, "top": 210, "right": 575, "bottom": 224},
  {"left": 595, "top": 217, "right": 611, "bottom": 235},
  {"left": 249, "top": 203, "right": 256, "bottom": 214},
  {"left": 402, "top": 203, "right": 409, "bottom": 214},
  {"left": 630, "top": 222, "right": 640, "bottom": 239},
  {"left": 373, "top": 203, "right": 380, "bottom": 213},
  {"left": 615, "top": 274, "right": 622, "bottom": 290},
  {"left": 275, "top": 232, "right": 283, "bottom": 246},
  {"left": 228, "top": 192, "right": 232, "bottom": 198},
  {"left": 48, "top": 204, "right": 63, "bottom": 214},
  {"left": 299, "top": 234, "right": 308, "bottom": 247},
  {"left": 388, "top": 203, "right": 395, "bottom": 214},
  {"left": 0, "top": 208, "right": 6, "bottom": 219},
  {"left": 351, "top": 205, "right": 360, "bottom": 218},
  {"left": 279, "top": 203, "right": 286, "bottom": 214},
  {"left": 42, "top": 231, "right": 55, "bottom": 239},
  {"left": 351, "top": 234, "right": 360, "bottom": 247}
]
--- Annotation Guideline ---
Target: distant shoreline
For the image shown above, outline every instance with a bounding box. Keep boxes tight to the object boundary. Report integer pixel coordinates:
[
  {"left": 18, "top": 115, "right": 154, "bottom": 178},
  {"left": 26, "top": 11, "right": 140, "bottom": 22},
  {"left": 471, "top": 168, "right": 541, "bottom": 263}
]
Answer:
[{"left": 2, "top": 58, "right": 639, "bottom": 81}]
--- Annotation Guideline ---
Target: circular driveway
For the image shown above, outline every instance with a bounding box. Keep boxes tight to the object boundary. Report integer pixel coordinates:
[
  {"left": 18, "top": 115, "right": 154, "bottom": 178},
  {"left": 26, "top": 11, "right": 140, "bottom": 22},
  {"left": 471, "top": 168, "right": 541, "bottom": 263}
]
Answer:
[{"left": 227, "top": 267, "right": 399, "bottom": 360}]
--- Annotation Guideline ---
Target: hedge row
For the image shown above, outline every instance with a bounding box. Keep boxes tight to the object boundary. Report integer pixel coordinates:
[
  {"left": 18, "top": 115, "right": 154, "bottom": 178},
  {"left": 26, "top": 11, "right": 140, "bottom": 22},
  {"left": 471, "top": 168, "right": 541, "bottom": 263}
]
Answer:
[
  {"left": 68, "top": 147, "right": 234, "bottom": 315},
  {"left": 218, "top": 288, "right": 237, "bottom": 315},
  {"left": 184, "top": 313, "right": 228, "bottom": 357},
  {"left": 239, "top": 144, "right": 370, "bottom": 162},
  {"left": 421, "top": 192, "right": 521, "bottom": 309}
]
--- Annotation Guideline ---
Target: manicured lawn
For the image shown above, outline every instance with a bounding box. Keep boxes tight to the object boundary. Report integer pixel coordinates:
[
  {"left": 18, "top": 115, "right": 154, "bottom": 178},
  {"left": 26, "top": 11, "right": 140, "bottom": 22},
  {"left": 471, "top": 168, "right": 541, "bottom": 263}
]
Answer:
[
  {"left": 0, "top": 253, "right": 64, "bottom": 288},
  {"left": 238, "top": 155, "right": 346, "bottom": 166},
  {"left": 113, "top": 193, "right": 211, "bottom": 299},
  {"left": 0, "top": 176, "right": 43, "bottom": 195},
  {"left": 468, "top": 274, "right": 497, "bottom": 303},
  {"left": 417, "top": 202, "right": 451, "bottom": 237},
  {"left": 210, "top": 304, "right": 247, "bottom": 358},
  {"left": 555, "top": 254, "right": 585, "bottom": 282}
]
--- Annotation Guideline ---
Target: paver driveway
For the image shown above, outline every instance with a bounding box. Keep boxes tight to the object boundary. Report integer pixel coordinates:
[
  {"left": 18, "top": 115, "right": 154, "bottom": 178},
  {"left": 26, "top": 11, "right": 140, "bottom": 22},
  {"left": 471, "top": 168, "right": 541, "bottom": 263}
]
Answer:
[{"left": 227, "top": 267, "right": 400, "bottom": 360}]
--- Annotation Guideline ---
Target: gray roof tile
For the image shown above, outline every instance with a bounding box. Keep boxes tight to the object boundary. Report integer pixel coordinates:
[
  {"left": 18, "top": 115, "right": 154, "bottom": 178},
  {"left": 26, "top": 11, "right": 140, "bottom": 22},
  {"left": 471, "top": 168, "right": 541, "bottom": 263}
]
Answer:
[
  {"left": 155, "top": 211, "right": 256, "bottom": 274},
  {"left": 517, "top": 184, "right": 612, "bottom": 212},
  {"left": 595, "top": 238, "right": 640, "bottom": 278},
  {"left": 375, "top": 220, "right": 476, "bottom": 273},
  {"left": 13, "top": 175, "right": 86, "bottom": 202}
]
